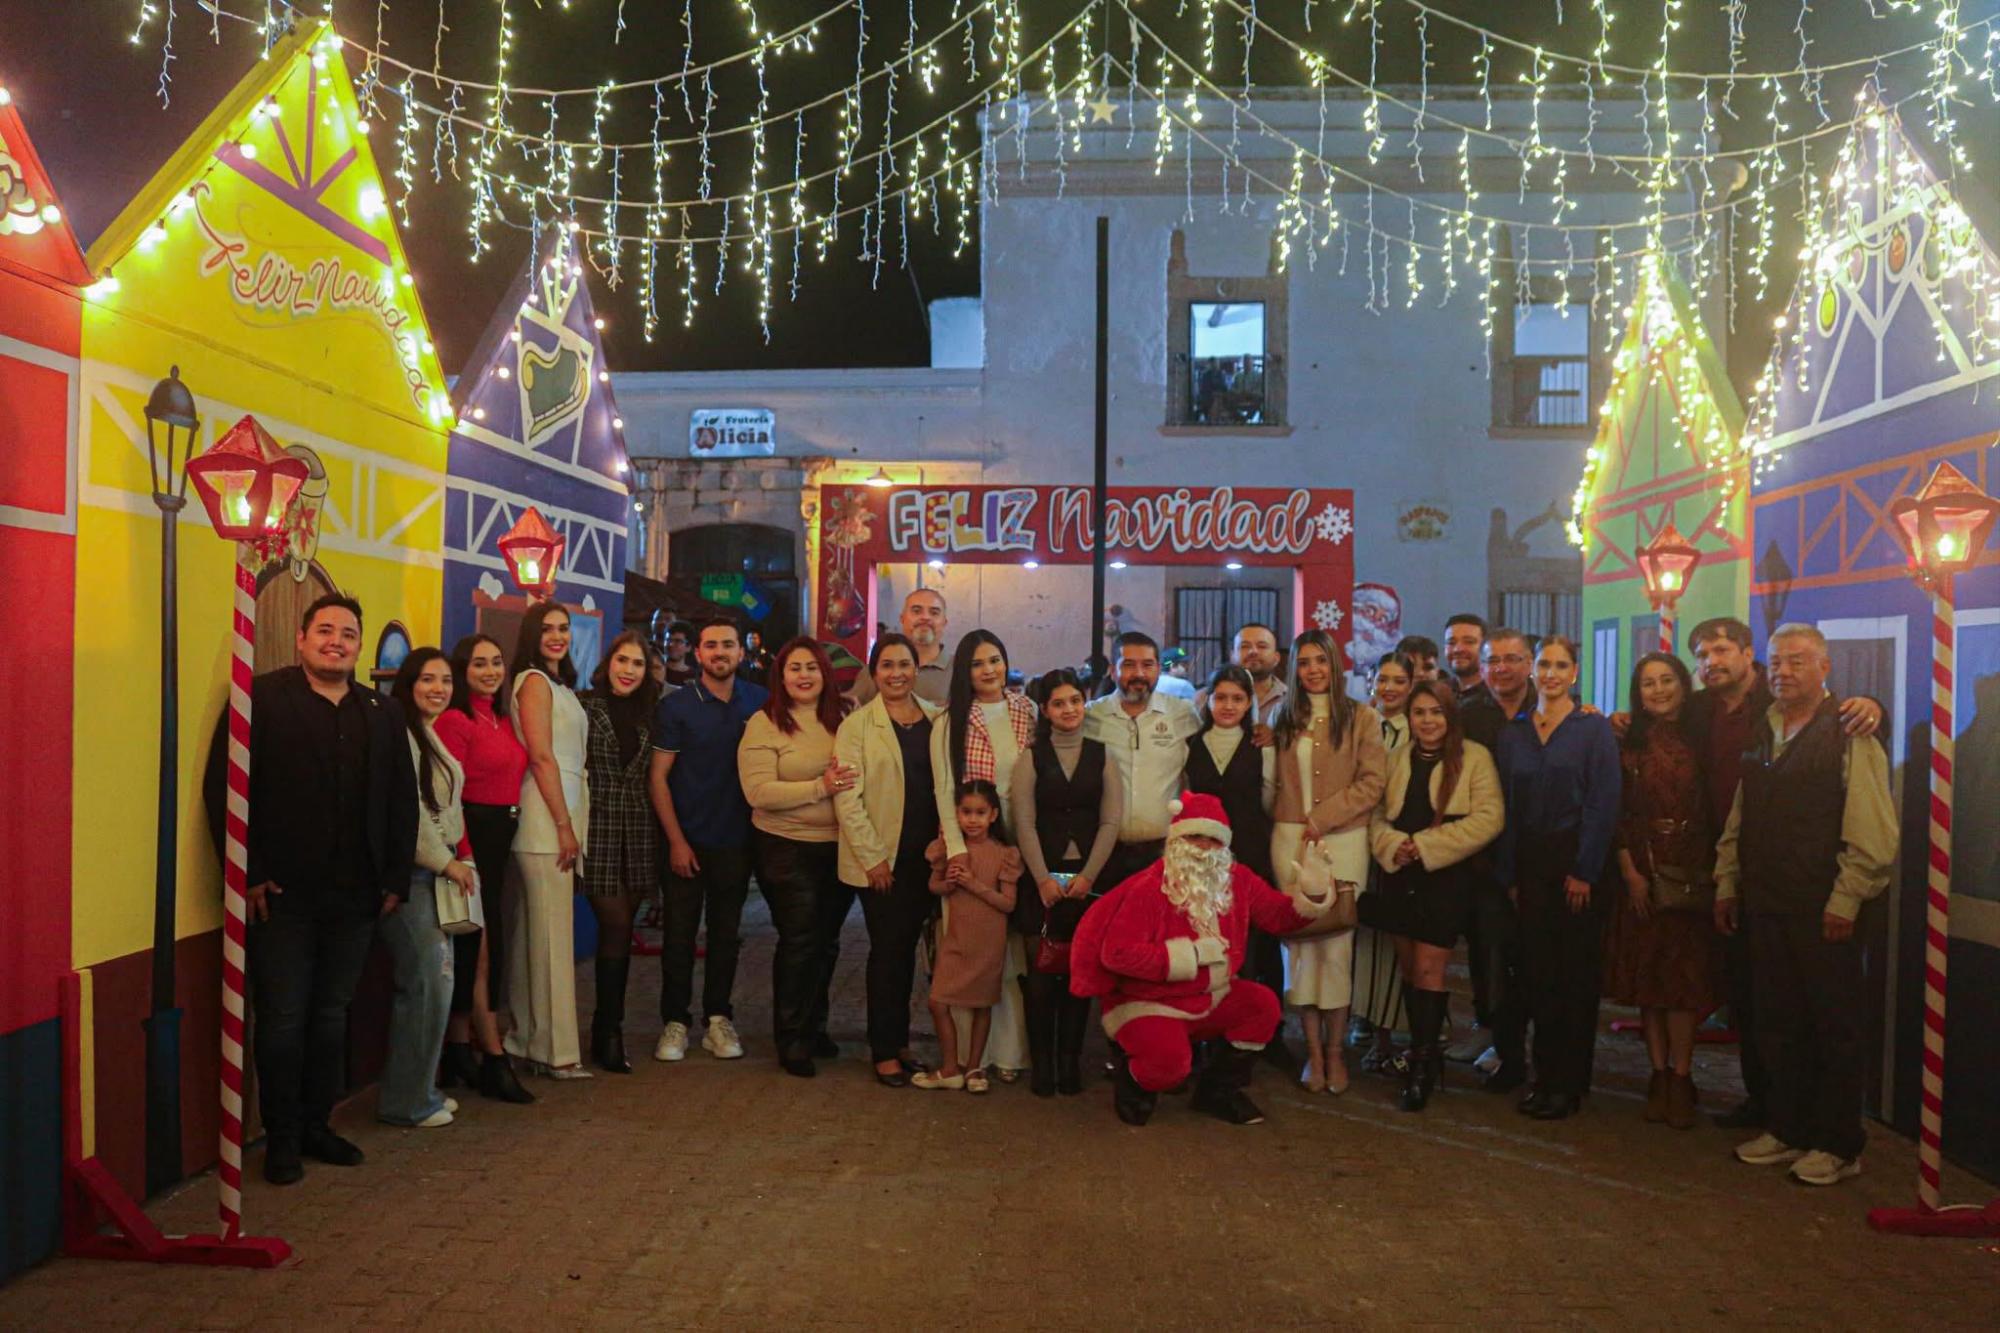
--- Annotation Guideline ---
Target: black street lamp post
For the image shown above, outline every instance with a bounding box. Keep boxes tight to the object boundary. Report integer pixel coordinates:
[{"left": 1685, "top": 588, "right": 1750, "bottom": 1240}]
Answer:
[{"left": 142, "top": 365, "right": 200, "bottom": 1196}]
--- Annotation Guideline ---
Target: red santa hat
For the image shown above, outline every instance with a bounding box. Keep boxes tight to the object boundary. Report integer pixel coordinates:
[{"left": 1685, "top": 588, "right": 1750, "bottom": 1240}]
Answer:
[{"left": 1166, "top": 792, "right": 1232, "bottom": 847}]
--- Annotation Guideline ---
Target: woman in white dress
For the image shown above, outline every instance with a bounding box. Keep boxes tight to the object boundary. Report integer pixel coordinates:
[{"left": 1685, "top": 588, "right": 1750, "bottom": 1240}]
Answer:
[
  {"left": 1272, "top": 630, "right": 1388, "bottom": 1095},
  {"left": 505, "top": 601, "right": 592, "bottom": 1079},
  {"left": 931, "top": 630, "right": 1038, "bottom": 1080}
]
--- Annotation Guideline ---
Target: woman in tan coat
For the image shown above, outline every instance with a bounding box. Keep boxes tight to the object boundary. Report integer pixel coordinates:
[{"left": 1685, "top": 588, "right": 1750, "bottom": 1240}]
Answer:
[
  {"left": 1365, "top": 680, "right": 1503, "bottom": 1110},
  {"left": 1272, "top": 630, "right": 1388, "bottom": 1094}
]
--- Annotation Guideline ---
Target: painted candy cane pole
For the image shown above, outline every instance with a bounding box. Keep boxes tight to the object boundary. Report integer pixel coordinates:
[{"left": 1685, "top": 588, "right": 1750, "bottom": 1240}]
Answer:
[
  {"left": 1659, "top": 609, "right": 1674, "bottom": 656},
  {"left": 217, "top": 542, "right": 258, "bottom": 1241},
  {"left": 1917, "top": 584, "right": 1954, "bottom": 1213}
]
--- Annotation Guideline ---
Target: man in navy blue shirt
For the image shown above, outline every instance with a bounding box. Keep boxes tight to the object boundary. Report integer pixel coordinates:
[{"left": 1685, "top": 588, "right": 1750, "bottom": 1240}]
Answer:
[{"left": 648, "top": 615, "right": 769, "bottom": 1063}]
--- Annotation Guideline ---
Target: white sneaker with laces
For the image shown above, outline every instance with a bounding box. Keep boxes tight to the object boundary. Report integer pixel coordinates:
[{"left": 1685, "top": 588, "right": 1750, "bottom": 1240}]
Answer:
[
  {"left": 655, "top": 1022, "right": 689, "bottom": 1062},
  {"left": 1735, "top": 1132, "right": 1806, "bottom": 1166},
  {"left": 1789, "top": 1150, "right": 1862, "bottom": 1186},
  {"left": 702, "top": 1016, "right": 745, "bottom": 1060},
  {"left": 415, "top": 1107, "right": 454, "bottom": 1128}
]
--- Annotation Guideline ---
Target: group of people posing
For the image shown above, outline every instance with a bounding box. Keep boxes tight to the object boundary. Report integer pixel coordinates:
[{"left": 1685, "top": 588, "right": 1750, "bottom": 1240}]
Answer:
[{"left": 215, "top": 583, "right": 1896, "bottom": 1195}]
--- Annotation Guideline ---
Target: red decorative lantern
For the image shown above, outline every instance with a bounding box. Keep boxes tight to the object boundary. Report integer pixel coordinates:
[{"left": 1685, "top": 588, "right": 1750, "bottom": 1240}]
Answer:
[
  {"left": 1889, "top": 460, "right": 2000, "bottom": 589},
  {"left": 498, "top": 505, "right": 566, "bottom": 598},
  {"left": 1635, "top": 519, "right": 1702, "bottom": 613},
  {"left": 185, "top": 414, "right": 309, "bottom": 545}
]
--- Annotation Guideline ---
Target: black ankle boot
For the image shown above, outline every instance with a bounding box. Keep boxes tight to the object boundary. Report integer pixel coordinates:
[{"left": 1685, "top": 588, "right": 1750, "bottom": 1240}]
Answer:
[
  {"left": 593, "top": 956, "right": 633, "bottom": 1073},
  {"left": 1056, "top": 994, "right": 1090, "bottom": 1095},
  {"left": 1400, "top": 989, "right": 1446, "bottom": 1112},
  {"left": 439, "top": 1040, "right": 481, "bottom": 1089},
  {"left": 1023, "top": 971, "right": 1059, "bottom": 1098},
  {"left": 477, "top": 1053, "right": 536, "bottom": 1103}
]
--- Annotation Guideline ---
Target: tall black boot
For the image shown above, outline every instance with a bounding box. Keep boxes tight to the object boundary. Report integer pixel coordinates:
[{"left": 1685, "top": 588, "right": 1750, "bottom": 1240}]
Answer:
[
  {"left": 1191, "top": 1044, "right": 1266, "bottom": 1125},
  {"left": 1400, "top": 988, "right": 1445, "bottom": 1112},
  {"left": 1056, "top": 992, "right": 1091, "bottom": 1095},
  {"left": 1110, "top": 1047, "right": 1157, "bottom": 1126},
  {"left": 1022, "top": 971, "right": 1060, "bottom": 1098},
  {"left": 592, "top": 956, "right": 633, "bottom": 1073}
]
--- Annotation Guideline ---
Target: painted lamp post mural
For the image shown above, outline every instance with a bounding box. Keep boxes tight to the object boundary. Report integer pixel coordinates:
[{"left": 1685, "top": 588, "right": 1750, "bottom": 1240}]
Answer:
[
  {"left": 139, "top": 367, "right": 200, "bottom": 1201},
  {"left": 1636, "top": 520, "right": 1702, "bottom": 656},
  {"left": 498, "top": 505, "right": 566, "bottom": 601},
  {"left": 1868, "top": 461, "right": 2000, "bottom": 1240}
]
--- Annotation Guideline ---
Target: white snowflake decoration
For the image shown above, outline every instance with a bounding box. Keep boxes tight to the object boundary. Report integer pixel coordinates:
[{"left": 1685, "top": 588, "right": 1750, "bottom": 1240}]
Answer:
[
  {"left": 1313, "top": 503, "right": 1353, "bottom": 545},
  {"left": 1312, "top": 598, "right": 1344, "bottom": 631}
]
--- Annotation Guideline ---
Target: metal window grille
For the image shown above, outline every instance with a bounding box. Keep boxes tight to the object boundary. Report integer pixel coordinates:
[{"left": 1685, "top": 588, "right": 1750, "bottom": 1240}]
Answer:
[
  {"left": 1175, "top": 586, "right": 1281, "bottom": 687},
  {"left": 1496, "top": 590, "right": 1582, "bottom": 646}
]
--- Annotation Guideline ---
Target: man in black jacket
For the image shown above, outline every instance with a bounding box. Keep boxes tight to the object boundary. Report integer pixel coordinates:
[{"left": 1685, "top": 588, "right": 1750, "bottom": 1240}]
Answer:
[{"left": 205, "top": 592, "right": 418, "bottom": 1185}]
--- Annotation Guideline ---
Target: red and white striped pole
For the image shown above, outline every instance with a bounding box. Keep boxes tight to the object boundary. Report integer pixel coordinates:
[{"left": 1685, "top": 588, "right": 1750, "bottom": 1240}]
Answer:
[
  {"left": 1915, "top": 585, "right": 1953, "bottom": 1212},
  {"left": 1658, "top": 609, "right": 1675, "bottom": 656},
  {"left": 217, "top": 543, "right": 257, "bottom": 1240}
]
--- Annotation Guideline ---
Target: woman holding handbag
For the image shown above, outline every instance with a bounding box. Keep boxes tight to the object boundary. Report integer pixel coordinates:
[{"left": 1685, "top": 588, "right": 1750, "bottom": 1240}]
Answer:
[
  {"left": 1365, "top": 680, "right": 1504, "bottom": 1111},
  {"left": 1010, "top": 669, "right": 1123, "bottom": 1097},
  {"left": 382, "top": 648, "right": 475, "bottom": 1128},
  {"left": 436, "top": 634, "right": 535, "bottom": 1104},
  {"left": 1603, "top": 652, "right": 1720, "bottom": 1130},
  {"left": 831, "top": 634, "right": 945, "bottom": 1088},
  {"left": 580, "top": 632, "right": 662, "bottom": 1073},
  {"left": 1272, "top": 631, "right": 1388, "bottom": 1095}
]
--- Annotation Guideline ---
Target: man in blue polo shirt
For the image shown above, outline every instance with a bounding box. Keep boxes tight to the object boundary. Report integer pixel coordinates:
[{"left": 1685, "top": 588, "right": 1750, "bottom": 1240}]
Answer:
[{"left": 648, "top": 615, "right": 769, "bottom": 1063}]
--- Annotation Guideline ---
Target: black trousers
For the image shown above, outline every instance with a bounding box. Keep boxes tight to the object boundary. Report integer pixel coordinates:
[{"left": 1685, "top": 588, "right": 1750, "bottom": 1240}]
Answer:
[
  {"left": 1750, "top": 911, "right": 1866, "bottom": 1159},
  {"left": 659, "top": 842, "right": 754, "bottom": 1026},
  {"left": 1100, "top": 839, "right": 1164, "bottom": 899},
  {"left": 754, "top": 833, "right": 844, "bottom": 1060},
  {"left": 1517, "top": 838, "right": 1604, "bottom": 1098},
  {"left": 857, "top": 850, "right": 934, "bottom": 1061},
  {"left": 1467, "top": 883, "right": 1526, "bottom": 1067},
  {"left": 460, "top": 803, "right": 519, "bottom": 1012},
  {"left": 246, "top": 895, "right": 377, "bottom": 1141},
  {"left": 1725, "top": 919, "right": 1768, "bottom": 1104}
]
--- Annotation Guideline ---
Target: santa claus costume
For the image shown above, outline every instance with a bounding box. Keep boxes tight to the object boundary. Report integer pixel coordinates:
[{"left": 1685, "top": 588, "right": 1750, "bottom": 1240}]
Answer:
[{"left": 1069, "top": 793, "right": 1333, "bottom": 1125}]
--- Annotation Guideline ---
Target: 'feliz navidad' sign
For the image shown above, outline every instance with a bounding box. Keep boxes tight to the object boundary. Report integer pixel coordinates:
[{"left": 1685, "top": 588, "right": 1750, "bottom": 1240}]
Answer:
[{"left": 815, "top": 483, "right": 1357, "bottom": 652}]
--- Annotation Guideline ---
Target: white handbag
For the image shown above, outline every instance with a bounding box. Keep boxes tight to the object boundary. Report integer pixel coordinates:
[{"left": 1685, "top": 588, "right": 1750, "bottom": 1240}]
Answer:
[{"left": 434, "top": 864, "right": 484, "bottom": 936}]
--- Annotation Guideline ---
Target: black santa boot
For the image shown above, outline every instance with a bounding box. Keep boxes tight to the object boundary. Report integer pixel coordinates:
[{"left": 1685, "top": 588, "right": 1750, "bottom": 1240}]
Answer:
[
  {"left": 1111, "top": 1046, "right": 1158, "bottom": 1126},
  {"left": 1191, "top": 1043, "right": 1266, "bottom": 1125},
  {"left": 1399, "top": 987, "right": 1444, "bottom": 1112}
]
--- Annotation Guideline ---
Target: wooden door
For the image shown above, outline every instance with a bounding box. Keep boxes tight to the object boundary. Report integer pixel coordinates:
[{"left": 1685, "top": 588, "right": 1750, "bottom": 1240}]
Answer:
[{"left": 254, "top": 563, "right": 336, "bottom": 673}]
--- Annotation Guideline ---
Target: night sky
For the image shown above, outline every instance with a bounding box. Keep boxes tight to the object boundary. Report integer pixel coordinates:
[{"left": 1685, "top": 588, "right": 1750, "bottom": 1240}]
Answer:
[{"left": 9, "top": 1, "right": 1989, "bottom": 386}]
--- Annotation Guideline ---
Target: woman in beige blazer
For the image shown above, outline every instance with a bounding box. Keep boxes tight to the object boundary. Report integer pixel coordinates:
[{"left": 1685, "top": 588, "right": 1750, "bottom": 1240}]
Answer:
[
  {"left": 1272, "top": 630, "right": 1389, "bottom": 1094},
  {"left": 1364, "top": 680, "right": 1503, "bottom": 1111},
  {"left": 834, "top": 635, "right": 945, "bottom": 1087}
]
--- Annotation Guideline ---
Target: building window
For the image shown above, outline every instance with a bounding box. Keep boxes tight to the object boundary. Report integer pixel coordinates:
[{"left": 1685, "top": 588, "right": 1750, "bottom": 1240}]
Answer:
[
  {"left": 1188, "top": 302, "right": 1268, "bottom": 426},
  {"left": 1489, "top": 230, "right": 1601, "bottom": 432},
  {"left": 1164, "top": 230, "right": 1289, "bottom": 431},
  {"left": 1506, "top": 300, "right": 1593, "bottom": 428},
  {"left": 1493, "top": 589, "right": 1582, "bottom": 645}
]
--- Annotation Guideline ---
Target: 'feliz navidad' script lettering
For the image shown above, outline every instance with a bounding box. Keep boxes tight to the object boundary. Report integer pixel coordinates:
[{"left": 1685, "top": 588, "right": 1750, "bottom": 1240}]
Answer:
[
  {"left": 192, "top": 191, "right": 433, "bottom": 414},
  {"left": 884, "top": 487, "right": 1317, "bottom": 557}
]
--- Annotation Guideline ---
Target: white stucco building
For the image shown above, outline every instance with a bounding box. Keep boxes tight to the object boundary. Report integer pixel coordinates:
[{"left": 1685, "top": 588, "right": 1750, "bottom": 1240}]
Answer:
[{"left": 618, "top": 85, "right": 1727, "bottom": 680}]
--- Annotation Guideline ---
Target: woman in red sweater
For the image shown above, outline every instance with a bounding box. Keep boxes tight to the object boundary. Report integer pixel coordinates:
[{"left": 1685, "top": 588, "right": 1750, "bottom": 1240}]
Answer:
[{"left": 435, "top": 634, "right": 536, "bottom": 1103}]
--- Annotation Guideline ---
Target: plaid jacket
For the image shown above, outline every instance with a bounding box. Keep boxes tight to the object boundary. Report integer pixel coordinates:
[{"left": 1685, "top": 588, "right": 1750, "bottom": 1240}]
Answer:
[{"left": 580, "top": 696, "right": 658, "bottom": 896}]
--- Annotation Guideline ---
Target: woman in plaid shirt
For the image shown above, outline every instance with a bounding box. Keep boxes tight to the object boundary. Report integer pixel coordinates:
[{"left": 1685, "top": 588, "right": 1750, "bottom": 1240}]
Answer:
[{"left": 580, "top": 631, "right": 662, "bottom": 1074}]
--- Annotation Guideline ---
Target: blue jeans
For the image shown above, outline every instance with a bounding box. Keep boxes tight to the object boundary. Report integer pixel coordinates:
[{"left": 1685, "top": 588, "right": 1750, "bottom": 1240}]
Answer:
[{"left": 378, "top": 870, "right": 455, "bottom": 1124}]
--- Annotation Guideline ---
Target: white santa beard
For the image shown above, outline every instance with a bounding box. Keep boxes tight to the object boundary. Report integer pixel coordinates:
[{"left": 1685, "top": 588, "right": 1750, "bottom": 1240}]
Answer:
[{"left": 1163, "top": 839, "right": 1234, "bottom": 934}]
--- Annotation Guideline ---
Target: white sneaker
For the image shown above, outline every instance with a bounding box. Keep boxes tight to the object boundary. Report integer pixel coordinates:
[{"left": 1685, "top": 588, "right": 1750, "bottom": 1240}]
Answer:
[
  {"left": 1789, "top": 1150, "right": 1862, "bottom": 1186},
  {"left": 415, "top": 1107, "right": 454, "bottom": 1128},
  {"left": 1735, "top": 1132, "right": 1806, "bottom": 1166},
  {"left": 1472, "top": 1045, "right": 1502, "bottom": 1076},
  {"left": 442, "top": 1097, "right": 459, "bottom": 1114},
  {"left": 702, "top": 1016, "right": 745, "bottom": 1060},
  {"left": 655, "top": 1022, "right": 689, "bottom": 1062}
]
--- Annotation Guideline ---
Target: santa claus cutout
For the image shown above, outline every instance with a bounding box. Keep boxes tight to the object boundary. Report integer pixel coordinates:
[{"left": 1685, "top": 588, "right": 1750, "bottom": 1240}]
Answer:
[{"left": 1069, "top": 793, "right": 1340, "bottom": 1126}]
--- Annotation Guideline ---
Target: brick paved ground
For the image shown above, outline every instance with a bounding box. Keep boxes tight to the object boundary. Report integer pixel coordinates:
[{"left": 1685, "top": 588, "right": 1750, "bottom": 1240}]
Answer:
[{"left": 6, "top": 897, "right": 1996, "bottom": 1329}]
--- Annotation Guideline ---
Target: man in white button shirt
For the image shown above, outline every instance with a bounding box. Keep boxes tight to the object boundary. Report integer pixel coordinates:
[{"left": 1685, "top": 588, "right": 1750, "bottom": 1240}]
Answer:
[{"left": 1085, "top": 632, "right": 1203, "bottom": 893}]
